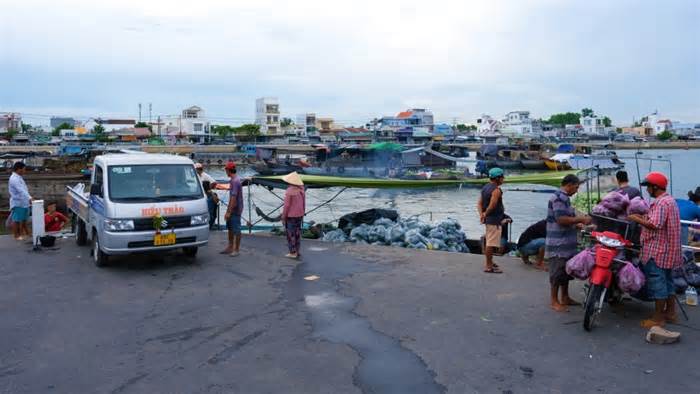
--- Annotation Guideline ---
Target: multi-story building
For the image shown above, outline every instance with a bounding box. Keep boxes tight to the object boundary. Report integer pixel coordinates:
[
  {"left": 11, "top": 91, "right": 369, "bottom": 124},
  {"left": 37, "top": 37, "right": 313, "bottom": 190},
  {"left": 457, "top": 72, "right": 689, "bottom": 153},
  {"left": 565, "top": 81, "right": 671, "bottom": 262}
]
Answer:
[
  {"left": 475, "top": 114, "right": 501, "bottom": 135},
  {"left": 50, "top": 117, "right": 77, "bottom": 129},
  {"left": 255, "top": 97, "right": 281, "bottom": 135},
  {"left": 580, "top": 115, "right": 605, "bottom": 135},
  {"left": 500, "top": 111, "right": 533, "bottom": 135},
  {"left": 156, "top": 106, "right": 210, "bottom": 141},
  {"left": 296, "top": 113, "right": 317, "bottom": 137},
  {"left": 378, "top": 108, "right": 434, "bottom": 131},
  {"left": 0, "top": 112, "right": 22, "bottom": 134}
]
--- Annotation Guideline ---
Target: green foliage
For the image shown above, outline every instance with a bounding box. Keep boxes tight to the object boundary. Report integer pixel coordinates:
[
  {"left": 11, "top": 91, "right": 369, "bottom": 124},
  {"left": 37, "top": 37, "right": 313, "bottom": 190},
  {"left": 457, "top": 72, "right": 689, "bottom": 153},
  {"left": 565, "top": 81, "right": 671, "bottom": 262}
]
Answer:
[
  {"left": 21, "top": 123, "right": 31, "bottom": 133},
  {"left": 456, "top": 124, "right": 477, "bottom": 132},
  {"left": 52, "top": 122, "right": 72, "bottom": 136},
  {"left": 280, "top": 118, "right": 293, "bottom": 127},
  {"left": 547, "top": 112, "right": 580, "bottom": 126},
  {"left": 211, "top": 124, "right": 260, "bottom": 139},
  {"left": 656, "top": 130, "right": 674, "bottom": 141},
  {"left": 134, "top": 121, "right": 153, "bottom": 131},
  {"left": 211, "top": 125, "right": 237, "bottom": 137},
  {"left": 92, "top": 124, "right": 105, "bottom": 134},
  {"left": 5, "top": 128, "right": 18, "bottom": 140},
  {"left": 581, "top": 108, "right": 594, "bottom": 118},
  {"left": 602, "top": 116, "right": 612, "bottom": 127}
]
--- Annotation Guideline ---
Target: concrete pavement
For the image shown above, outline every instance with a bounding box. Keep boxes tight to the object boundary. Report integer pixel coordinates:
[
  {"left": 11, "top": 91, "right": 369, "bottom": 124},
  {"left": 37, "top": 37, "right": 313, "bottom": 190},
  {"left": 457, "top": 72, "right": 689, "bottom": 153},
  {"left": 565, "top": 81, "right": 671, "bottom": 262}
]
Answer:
[{"left": 1, "top": 232, "right": 698, "bottom": 393}]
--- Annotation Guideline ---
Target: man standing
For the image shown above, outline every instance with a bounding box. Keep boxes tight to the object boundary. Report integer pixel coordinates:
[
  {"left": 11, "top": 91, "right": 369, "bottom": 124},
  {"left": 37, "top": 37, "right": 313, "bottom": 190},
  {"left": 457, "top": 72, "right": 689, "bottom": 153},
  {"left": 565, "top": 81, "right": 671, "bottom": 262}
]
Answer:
[
  {"left": 675, "top": 186, "right": 700, "bottom": 246},
  {"left": 477, "top": 167, "right": 505, "bottom": 274},
  {"left": 628, "top": 172, "right": 683, "bottom": 328},
  {"left": 9, "top": 162, "right": 32, "bottom": 241},
  {"left": 195, "top": 163, "right": 216, "bottom": 188},
  {"left": 517, "top": 219, "right": 547, "bottom": 271},
  {"left": 615, "top": 170, "right": 641, "bottom": 200},
  {"left": 546, "top": 174, "right": 592, "bottom": 312},
  {"left": 222, "top": 161, "right": 243, "bottom": 257}
]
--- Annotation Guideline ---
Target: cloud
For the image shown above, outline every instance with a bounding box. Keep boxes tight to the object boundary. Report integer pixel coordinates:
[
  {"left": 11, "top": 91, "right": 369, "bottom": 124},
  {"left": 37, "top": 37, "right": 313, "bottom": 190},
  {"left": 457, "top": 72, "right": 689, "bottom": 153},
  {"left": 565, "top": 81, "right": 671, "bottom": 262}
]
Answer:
[{"left": 2, "top": 0, "right": 699, "bottom": 125}]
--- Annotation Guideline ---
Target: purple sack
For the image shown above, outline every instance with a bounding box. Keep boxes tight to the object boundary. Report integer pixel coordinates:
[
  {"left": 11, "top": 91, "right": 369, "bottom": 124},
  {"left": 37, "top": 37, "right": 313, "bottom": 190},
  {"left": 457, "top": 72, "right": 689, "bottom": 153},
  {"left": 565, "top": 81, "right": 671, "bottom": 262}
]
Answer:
[
  {"left": 617, "top": 262, "right": 645, "bottom": 293},
  {"left": 600, "top": 191, "right": 629, "bottom": 214},
  {"left": 565, "top": 249, "right": 595, "bottom": 280},
  {"left": 592, "top": 203, "right": 614, "bottom": 217},
  {"left": 627, "top": 196, "right": 650, "bottom": 216}
]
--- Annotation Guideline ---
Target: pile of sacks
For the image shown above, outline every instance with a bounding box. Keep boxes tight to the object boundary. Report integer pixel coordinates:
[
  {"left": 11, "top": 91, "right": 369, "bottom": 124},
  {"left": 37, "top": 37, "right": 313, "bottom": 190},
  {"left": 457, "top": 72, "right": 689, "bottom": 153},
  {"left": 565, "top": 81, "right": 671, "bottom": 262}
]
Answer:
[
  {"left": 322, "top": 217, "right": 470, "bottom": 253},
  {"left": 565, "top": 248, "right": 645, "bottom": 293},
  {"left": 592, "top": 191, "right": 649, "bottom": 219}
]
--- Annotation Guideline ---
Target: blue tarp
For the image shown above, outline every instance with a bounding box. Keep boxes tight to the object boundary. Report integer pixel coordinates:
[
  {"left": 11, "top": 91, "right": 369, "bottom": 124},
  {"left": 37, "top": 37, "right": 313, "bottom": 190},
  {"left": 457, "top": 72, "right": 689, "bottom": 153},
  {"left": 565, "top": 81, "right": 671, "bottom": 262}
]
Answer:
[{"left": 557, "top": 144, "right": 575, "bottom": 153}]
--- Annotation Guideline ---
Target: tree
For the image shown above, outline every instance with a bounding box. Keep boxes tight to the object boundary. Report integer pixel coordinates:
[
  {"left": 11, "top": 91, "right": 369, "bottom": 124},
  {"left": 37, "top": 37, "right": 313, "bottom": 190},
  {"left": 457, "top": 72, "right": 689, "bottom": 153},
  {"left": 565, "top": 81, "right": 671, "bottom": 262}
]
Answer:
[
  {"left": 211, "top": 125, "right": 237, "bottom": 137},
  {"left": 547, "top": 112, "right": 580, "bottom": 126},
  {"left": 93, "top": 124, "right": 105, "bottom": 134},
  {"left": 456, "top": 124, "right": 477, "bottom": 132},
  {"left": 602, "top": 116, "right": 612, "bottom": 127},
  {"left": 52, "top": 122, "right": 73, "bottom": 137},
  {"left": 5, "top": 128, "right": 18, "bottom": 140},
  {"left": 21, "top": 122, "right": 32, "bottom": 133},
  {"left": 581, "top": 108, "right": 594, "bottom": 118},
  {"left": 135, "top": 121, "right": 153, "bottom": 131},
  {"left": 236, "top": 124, "right": 261, "bottom": 138},
  {"left": 656, "top": 130, "right": 674, "bottom": 141},
  {"left": 280, "top": 118, "right": 293, "bottom": 127}
]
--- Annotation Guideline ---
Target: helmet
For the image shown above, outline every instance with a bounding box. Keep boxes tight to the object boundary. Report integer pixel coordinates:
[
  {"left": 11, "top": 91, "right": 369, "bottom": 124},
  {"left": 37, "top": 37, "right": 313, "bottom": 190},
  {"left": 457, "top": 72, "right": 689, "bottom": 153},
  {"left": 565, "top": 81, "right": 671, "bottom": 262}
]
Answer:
[
  {"left": 488, "top": 167, "right": 504, "bottom": 179},
  {"left": 640, "top": 172, "right": 668, "bottom": 189}
]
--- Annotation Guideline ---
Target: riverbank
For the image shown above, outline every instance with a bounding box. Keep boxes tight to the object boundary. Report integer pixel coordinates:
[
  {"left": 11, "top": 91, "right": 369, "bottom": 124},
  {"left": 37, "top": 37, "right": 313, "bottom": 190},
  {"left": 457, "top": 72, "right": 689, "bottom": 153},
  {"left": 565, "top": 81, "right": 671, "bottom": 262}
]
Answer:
[
  {"left": 1, "top": 232, "right": 699, "bottom": 393},
  {"left": 1, "top": 140, "right": 699, "bottom": 155}
]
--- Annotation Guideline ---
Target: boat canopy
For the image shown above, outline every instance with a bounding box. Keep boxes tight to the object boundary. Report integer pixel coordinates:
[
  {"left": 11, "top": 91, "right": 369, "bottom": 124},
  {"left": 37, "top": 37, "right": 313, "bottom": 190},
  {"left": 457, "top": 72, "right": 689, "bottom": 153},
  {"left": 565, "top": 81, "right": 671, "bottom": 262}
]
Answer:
[
  {"left": 367, "top": 142, "right": 404, "bottom": 152},
  {"left": 479, "top": 144, "right": 499, "bottom": 157},
  {"left": 557, "top": 144, "right": 575, "bottom": 153}
]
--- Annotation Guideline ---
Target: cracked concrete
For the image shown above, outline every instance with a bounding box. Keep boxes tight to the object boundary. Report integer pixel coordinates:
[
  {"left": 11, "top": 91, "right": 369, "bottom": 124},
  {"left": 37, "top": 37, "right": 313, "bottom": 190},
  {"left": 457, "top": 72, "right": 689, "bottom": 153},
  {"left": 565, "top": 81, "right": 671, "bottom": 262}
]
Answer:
[{"left": 1, "top": 232, "right": 699, "bottom": 393}]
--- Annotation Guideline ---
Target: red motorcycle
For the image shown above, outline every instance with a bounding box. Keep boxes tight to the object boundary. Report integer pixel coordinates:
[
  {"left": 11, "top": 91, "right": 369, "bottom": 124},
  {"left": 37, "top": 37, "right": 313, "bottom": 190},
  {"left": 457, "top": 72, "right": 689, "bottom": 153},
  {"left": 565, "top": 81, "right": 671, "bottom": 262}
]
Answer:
[{"left": 583, "top": 231, "right": 631, "bottom": 331}]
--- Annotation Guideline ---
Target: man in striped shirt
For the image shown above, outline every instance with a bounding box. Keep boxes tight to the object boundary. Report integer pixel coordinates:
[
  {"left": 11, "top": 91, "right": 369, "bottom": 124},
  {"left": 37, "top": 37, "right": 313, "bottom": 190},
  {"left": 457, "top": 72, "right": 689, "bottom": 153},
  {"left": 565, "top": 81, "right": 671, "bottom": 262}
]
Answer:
[
  {"left": 628, "top": 172, "right": 682, "bottom": 329},
  {"left": 546, "top": 174, "right": 592, "bottom": 312}
]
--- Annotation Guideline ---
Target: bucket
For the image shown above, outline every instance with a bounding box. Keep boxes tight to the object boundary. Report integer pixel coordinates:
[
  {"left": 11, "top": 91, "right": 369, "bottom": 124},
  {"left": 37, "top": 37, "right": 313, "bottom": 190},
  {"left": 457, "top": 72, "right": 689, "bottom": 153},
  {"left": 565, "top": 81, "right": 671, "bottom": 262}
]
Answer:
[{"left": 39, "top": 235, "right": 56, "bottom": 247}]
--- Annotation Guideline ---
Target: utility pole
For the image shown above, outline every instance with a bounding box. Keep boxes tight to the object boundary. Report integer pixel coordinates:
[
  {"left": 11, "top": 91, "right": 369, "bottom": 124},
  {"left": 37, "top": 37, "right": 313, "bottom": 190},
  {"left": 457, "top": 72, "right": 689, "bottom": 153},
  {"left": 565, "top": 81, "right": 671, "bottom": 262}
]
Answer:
[
  {"left": 148, "top": 103, "right": 152, "bottom": 122},
  {"left": 157, "top": 115, "right": 161, "bottom": 137},
  {"left": 138, "top": 103, "right": 142, "bottom": 122}
]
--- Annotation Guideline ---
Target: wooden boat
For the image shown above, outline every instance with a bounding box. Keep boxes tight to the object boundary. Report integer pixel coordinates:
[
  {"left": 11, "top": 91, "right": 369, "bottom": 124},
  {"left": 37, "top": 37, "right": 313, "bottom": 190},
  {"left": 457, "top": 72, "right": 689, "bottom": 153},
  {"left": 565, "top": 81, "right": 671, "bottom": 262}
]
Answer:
[
  {"left": 544, "top": 158, "right": 571, "bottom": 171},
  {"left": 521, "top": 159, "right": 547, "bottom": 170}
]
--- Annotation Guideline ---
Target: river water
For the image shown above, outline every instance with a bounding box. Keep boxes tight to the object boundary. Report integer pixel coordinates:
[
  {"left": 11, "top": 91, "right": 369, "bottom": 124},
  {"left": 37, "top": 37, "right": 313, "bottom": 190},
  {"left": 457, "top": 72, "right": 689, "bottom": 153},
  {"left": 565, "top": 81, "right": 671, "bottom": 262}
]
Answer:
[{"left": 211, "top": 148, "right": 699, "bottom": 241}]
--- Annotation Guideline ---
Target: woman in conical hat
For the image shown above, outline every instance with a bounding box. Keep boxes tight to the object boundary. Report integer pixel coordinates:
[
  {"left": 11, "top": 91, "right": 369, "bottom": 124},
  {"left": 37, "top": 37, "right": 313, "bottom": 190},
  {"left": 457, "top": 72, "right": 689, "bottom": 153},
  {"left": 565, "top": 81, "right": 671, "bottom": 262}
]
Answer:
[{"left": 281, "top": 172, "right": 305, "bottom": 259}]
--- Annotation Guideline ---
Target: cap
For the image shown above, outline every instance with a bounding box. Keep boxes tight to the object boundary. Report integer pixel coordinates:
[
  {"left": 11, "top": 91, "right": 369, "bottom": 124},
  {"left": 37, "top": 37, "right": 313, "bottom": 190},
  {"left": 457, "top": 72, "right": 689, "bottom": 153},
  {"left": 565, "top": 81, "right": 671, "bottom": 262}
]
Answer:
[
  {"left": 282, "top": 171, "right": 304, "bottom": 186},
  {"left": 194, "top": 163, "right": 203, "bottom": 169},
  {"left": 488, "top": 167, "right": 504, "bottom": 179},
  {"left": 225, "top": 161, "right": 236, "bottom": 171},
  {"left": 640, "top": 172, "right": 668, "bottom": 189}
]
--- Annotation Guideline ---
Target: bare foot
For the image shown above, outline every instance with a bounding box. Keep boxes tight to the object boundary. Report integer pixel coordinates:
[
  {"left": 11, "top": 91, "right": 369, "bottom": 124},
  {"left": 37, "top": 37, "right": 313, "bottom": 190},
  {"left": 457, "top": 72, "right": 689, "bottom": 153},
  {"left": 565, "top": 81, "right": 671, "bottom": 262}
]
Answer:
[
  {"left": 551, "top": 302, "right": 568, "bottom": 312},
  {"left": 219, "top": 247, "right": 233, "bottom": 254},
  {"left": 521, "top": 256, "right": 531, "bottom": 265},
  {"left": 230, "top": 251, "right": 240, "bottom": 257},
  {"left": 562, "top": 298, "right": 581, "bottom": 306},
  {"left": 534, "top": 263, "right": 548, "bottom": 271}
]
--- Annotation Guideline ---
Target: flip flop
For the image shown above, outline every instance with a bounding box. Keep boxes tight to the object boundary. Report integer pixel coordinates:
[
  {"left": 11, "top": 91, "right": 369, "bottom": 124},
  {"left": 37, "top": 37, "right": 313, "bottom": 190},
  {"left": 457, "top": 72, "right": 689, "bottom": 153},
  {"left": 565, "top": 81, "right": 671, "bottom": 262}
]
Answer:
[{"left": 484, "top": 267, "right": 503, "bottom": 274}]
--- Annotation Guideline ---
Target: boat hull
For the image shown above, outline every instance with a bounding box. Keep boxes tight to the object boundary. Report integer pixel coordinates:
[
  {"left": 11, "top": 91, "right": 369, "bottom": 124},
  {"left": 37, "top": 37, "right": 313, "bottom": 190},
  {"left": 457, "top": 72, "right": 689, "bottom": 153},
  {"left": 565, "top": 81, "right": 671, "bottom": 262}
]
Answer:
[
  {"left": 520, "top": 159, "right": 547, "bottom": 170},
  {"left": 544, "top": 159, "right": 571, "bottom": 171}
]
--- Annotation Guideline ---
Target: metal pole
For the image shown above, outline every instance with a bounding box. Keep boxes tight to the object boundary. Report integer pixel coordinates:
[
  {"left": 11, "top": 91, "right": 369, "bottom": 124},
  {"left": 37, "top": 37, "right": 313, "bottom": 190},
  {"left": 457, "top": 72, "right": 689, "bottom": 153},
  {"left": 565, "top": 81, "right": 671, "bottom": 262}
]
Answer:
[
  {"left": 248, "top": 183, "right": 252, "bottom": 234},
  {"left": 669, "top": 160, "right": 673, "bottom": 196},
  {"left": 596, "top": 165, "right": 601, "bottom": 202}
]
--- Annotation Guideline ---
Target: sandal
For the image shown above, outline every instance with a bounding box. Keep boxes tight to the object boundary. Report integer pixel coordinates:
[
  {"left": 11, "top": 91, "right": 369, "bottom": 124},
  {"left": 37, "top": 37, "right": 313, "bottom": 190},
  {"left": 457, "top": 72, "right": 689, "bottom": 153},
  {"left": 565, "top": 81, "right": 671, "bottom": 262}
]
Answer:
[{"left": 484, "top": 267, "right": 503, "bottom": 274}]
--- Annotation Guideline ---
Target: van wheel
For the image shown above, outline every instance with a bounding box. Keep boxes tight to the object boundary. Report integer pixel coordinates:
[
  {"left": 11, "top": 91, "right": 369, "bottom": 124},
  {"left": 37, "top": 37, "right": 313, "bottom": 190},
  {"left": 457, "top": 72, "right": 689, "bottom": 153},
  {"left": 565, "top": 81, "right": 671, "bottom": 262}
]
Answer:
[
  {"left": 183, "top": 247, "right": 198, "bottom": 257},
  {"left": 76, "top": 219, "right": 88, "bottom": 246},
  {"left": 92, "top": 233, "right": 109, "bottom": 267}
]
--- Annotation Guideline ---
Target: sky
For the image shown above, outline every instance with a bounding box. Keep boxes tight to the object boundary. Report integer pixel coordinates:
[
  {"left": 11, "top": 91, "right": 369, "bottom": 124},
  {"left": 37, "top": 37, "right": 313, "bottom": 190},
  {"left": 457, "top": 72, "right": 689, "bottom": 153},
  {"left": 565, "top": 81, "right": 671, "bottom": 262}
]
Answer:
[{"left": 1, "top": 0, "right": 698, "bottom": 126}]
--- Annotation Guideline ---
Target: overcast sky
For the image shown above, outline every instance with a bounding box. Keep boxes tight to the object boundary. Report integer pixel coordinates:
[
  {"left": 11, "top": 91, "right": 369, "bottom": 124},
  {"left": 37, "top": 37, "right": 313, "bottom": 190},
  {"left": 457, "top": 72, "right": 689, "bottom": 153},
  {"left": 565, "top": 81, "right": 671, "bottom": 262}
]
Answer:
[{"left": 1, "top": 0, "right": 698, "bottom": 126}]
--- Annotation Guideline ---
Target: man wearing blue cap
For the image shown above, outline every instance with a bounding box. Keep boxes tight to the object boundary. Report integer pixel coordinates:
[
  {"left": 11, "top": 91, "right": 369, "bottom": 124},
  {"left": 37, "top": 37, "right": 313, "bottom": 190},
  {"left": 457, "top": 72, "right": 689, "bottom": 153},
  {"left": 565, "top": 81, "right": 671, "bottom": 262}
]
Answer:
[{"left": 478, "top": 167, "right": 505, "bottom": 273}]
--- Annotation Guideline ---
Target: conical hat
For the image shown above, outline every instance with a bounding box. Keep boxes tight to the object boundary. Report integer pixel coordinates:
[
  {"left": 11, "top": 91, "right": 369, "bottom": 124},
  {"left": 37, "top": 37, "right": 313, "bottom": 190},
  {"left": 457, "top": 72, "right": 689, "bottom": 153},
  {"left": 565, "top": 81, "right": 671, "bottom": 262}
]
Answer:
[{"left": 282, "top": 171, "right": 304, "bottom": 186}]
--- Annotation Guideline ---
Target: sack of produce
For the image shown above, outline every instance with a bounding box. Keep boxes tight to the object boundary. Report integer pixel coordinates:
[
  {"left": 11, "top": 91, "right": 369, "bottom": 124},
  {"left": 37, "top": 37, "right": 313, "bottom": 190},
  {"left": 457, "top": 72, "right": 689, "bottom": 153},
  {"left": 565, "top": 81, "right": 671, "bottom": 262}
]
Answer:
[
  {"left": 600, "top": 191, "right": 630, "bottom": 214},
  {"left": 617, "top": 262, "right": 646, "bottom": 293},
  {"left": 627, "top": 196, "right": 650, "bottom": 216},
  {"left": 565, "top": 249, "right": 595, "bottom": 280}
]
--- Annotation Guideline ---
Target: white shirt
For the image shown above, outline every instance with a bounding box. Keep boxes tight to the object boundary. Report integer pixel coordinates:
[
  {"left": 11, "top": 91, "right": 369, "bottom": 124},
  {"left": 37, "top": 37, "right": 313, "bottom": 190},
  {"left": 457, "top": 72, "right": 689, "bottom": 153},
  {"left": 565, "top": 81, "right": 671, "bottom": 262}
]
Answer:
[
  {"left": 9, "top": 172, "right": 32, "bottom": 209},
  {"left": 198, "top": 171, "right": 216, "bottom": 185}
]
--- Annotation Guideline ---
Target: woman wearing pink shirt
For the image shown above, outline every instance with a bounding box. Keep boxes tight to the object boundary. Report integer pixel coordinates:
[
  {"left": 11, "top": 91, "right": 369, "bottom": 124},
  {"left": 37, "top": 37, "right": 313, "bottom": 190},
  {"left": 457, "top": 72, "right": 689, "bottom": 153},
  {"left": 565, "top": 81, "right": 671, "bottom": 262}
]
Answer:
[{"left": 281, "top": 172, "right": 306, "bottom": 259}]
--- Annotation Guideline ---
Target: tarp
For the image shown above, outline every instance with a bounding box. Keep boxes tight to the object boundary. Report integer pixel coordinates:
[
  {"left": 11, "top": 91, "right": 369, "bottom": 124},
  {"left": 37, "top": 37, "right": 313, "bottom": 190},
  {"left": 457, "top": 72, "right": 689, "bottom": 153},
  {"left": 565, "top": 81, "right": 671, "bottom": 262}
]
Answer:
[
  {"left": 337, "top": 208, "right": 399, "bottom": 231},
  {"left": 479, "top": 144, "right": 498, "bottom": 157},
  {"left": 252, "top": 171, "right": 578, "bottom": 189},
  {"left": 367, "top": 142, "right": 404, "bottom": 151},
  {"left": 557, "top": 144, "right": 575, "bottom": 153}
]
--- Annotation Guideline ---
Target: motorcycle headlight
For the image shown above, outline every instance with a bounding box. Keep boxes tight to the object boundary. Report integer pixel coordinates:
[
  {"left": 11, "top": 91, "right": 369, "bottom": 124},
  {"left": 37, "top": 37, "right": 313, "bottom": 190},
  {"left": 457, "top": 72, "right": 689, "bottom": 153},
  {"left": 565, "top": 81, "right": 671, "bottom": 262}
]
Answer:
[
  {"left": 104, "top": 219, "right": 134, "bottom": 231},
  {"left": 190, "top": 214, "right": 209, "bottom": 226},
  {"left": 597, "top": 236, "right": 623, "bottom": 248}
]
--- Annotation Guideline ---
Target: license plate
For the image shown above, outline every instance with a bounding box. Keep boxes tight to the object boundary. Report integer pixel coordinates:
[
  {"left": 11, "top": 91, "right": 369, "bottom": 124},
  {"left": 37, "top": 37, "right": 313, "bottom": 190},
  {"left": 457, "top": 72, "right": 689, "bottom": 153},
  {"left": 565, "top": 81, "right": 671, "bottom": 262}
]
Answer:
[{"left": 154, "top": 233, "right": 176, "bottom": 246}]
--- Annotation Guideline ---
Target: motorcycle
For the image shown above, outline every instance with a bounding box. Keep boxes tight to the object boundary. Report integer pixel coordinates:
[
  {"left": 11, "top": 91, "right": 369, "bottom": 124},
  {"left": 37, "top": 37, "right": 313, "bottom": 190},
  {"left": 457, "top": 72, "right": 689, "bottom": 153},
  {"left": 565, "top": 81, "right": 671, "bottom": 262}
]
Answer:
[{"left": 583, "top": 231, "right": 631, "bottom": 331}]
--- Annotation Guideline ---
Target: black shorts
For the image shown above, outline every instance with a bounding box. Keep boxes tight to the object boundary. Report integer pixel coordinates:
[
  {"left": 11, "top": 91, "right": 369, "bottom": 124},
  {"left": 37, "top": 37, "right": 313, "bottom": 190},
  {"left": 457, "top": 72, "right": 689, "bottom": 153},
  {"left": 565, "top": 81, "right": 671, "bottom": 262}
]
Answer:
[{"left": 548, "top": 256, "right": 573, "bottom": 286}]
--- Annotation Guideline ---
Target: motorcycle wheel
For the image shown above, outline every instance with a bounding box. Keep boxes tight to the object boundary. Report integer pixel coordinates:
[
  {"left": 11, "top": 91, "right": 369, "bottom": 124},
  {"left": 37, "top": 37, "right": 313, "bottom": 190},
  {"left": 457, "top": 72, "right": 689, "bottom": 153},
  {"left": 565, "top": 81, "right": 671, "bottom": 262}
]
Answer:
[{"left": 584, "top": 284, "right": 605, "bottom": 332}]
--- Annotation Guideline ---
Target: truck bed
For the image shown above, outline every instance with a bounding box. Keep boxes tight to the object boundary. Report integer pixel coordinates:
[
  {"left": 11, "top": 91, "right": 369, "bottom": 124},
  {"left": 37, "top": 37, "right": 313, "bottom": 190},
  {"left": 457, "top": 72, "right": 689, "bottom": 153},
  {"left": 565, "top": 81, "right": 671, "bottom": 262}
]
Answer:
[{"left": 66, "top": 185, "right": 90, "bottom": 221}]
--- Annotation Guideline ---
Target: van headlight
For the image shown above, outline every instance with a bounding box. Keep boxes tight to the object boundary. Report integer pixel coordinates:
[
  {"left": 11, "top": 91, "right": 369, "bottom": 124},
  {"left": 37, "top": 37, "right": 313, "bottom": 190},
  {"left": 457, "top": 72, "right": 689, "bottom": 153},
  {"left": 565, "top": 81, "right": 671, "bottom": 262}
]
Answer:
[
  {"left": 104, "top": 219, "right": 134, "bottom": 231},
  {"left": 190, "top": 214, "right": 209, "bottom": 226}
]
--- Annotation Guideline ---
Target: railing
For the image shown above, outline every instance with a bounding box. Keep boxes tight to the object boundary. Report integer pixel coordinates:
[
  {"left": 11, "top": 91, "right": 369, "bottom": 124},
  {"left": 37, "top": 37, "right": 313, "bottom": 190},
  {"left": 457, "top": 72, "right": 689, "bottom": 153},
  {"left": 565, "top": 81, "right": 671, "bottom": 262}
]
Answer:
[{"left": 681, "top": 219, "right": 700, "bottom": 252}]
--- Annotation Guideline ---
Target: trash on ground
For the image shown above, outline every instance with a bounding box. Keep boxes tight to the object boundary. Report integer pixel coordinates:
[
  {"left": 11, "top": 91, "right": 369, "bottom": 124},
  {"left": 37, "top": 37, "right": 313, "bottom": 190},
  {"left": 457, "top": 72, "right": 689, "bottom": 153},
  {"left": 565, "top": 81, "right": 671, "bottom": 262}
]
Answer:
[
  {"left": 304, "top": 275, "right": 320, "bottom": 281},
  {"left": 645, "top": 326, "right": 681, "bottom": 345}
]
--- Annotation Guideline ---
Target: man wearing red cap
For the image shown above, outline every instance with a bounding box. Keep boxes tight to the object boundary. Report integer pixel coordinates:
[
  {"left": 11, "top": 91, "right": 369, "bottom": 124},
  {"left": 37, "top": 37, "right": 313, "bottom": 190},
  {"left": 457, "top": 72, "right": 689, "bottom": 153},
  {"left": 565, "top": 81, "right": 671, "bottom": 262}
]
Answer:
[
  {"left": 628, "top": 172, "right": 682, "bottom": 329},
  {"left": 222, "top": 161, "right": 243, "bottom": 256}
]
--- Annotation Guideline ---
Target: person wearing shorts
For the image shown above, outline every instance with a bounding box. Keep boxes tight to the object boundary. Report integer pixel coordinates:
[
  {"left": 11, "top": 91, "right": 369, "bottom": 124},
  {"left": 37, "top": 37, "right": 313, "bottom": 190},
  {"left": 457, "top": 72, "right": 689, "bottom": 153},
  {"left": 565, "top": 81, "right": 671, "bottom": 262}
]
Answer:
[
  {"left": 545, "top": 174, "right": 591, "bottom": 312},
  {"left": 478, "top": 167, "right": 505, "bottom": 273},
  {"left": 9, "top": 162, "right": 32, "bottom": 241},
  {"left": 517, "top": 219, "right": 547, "bottom": 271},
  {"left": 222, "top": 161, "right": 244, "bottom": 257}
]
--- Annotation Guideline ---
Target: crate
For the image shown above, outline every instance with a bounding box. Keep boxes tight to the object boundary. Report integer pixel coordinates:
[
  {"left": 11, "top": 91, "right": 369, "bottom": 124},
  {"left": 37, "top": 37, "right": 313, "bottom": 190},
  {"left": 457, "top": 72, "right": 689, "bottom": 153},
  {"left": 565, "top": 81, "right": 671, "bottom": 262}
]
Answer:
[{"left": 591, "top": 214, "right": 641, "bottom": 247}]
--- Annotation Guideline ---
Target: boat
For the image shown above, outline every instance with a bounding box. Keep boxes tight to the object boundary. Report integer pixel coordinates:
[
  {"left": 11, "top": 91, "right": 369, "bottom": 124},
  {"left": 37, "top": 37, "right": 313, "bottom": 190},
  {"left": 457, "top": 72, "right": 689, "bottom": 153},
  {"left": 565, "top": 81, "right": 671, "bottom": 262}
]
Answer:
[
  {"left": 544, "top": 155, "right": 572, "bottom": 171},
  {"left": 521, "top": 157, "right": 547, "bottom": 170}
]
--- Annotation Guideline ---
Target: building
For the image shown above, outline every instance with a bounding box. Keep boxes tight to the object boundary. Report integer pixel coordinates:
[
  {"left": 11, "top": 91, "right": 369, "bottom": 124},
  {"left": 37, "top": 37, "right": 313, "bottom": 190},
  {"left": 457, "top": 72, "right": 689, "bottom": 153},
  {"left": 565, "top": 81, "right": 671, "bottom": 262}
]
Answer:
[
  {"left": 621, "top": 126, "right": 653, "bottom": 137},
  {"left": 86, "top": 119, "right": 136, "bottom": 133},
  {"left": 315, "top": 117, "right": 338, "bottom": 133},
  {"left": 0, "top": 112, "right": 22, "bottom": 134},
  {"left": 475, "top": 115, "right": 501, "bottom": 135},
  {"left": 378, "top": 108, "right": 434, "bottom": 131},
  {"left": 580, "top": 115, "right": 605, "bottom": 135},
  {"left": 296, "top": 113, "right": 317, "bottom": 137},
  {"left": 433, "top": 123, "right": 453, "bottom": 136},
  {"left": 50, "top": 117, "right": 77, "bottom": 129},
  {"left": 500, "top": 111, "right": 533, "bottom": 135},
  {"left": 255, "top": 97, "right": 282, "bottom": 135},
  {"left": 640, "top": 112, "right": 673, "bottom": 135},
  {"left": 672, "top": 122, "right": 700, "bottom": 137},
  {"left": 156, "top": 106, "right": 210, "bottom": 141},
  {"left": 336, "top": 127, "right": 372, "bottom": 143}
]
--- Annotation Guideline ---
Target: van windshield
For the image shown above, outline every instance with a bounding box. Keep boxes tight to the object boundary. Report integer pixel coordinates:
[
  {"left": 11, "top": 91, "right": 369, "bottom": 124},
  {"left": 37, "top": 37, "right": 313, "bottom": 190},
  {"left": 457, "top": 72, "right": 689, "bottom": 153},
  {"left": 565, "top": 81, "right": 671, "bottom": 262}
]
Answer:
[{"left": 108, "top": 164, "right": 203, "bottom": 203}]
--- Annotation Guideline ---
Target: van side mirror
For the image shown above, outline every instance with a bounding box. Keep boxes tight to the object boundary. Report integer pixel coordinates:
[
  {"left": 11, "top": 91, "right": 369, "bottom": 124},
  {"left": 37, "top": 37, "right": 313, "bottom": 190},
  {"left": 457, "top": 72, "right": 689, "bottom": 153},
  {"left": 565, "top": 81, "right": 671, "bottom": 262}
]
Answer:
[{"left": 90, "top": 183, "right": 102, "bottom": 197}]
